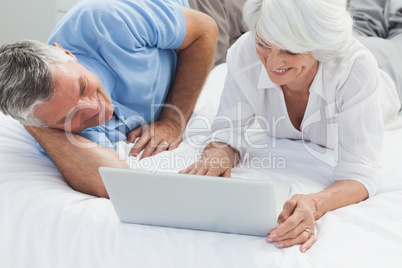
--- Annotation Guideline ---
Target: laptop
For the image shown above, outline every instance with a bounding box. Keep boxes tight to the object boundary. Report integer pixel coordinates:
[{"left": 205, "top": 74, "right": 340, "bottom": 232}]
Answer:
[{"left": 99, "top": 167, "right": 291, "bottom": 237}]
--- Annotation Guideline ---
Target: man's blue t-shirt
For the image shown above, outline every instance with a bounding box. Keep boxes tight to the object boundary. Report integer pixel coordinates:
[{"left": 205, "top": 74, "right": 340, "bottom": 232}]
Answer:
[{"left": 48, "top": 0, "right": 189, "bottom": 149}]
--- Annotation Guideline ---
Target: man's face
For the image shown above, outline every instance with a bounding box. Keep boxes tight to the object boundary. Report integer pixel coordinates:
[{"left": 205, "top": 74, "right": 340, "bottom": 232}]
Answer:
[{"left": 34, "top": 61, "right": 114, "bottom": 133}]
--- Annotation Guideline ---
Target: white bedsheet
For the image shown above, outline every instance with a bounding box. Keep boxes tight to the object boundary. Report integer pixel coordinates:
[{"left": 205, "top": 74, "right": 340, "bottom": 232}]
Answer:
[{"left": 1, "top": 64, "right": 402, "bottom": 268}]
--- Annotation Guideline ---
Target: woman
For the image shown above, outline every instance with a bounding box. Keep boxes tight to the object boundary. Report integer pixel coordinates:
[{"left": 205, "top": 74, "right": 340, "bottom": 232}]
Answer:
[{"left": 181, "top": 0, "right": 402, "bottom": 252}]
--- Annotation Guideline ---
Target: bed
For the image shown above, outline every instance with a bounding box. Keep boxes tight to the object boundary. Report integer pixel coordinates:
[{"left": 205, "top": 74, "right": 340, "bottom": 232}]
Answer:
[{"left": 1, "top": 64, "right": 402, "bottom": 268}]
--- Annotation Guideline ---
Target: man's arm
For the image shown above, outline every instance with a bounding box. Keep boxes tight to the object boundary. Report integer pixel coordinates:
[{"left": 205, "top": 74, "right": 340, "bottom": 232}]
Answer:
[
  {"left": 128, "top": 7, "right": 218, "bottom": 158},
  {"left": 25, "top": 126, "right": 129, "bottom": 198}
]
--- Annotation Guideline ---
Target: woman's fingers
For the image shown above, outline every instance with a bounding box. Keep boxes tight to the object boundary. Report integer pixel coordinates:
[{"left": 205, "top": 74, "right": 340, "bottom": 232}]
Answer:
[
  {"left": 300, "top": 230, "right": 316, "bottom": 253},
  {"left": 268, "top": 218, "right": 310, "bottom": 241},
  {"left": 277, "top": 198, "right": 298, "bottom": 225},
  {"left": 266, "top": 194, "right": 318, "bottom": 252},
  {"left": 179, "top": 154, "right": 231, "bottom": 177},
  {"left": 275, "top": 228, "right": 316, "bottom": 253},
  {"left": 179, "top": 160, "right": 208, "bottom": 175},
  {"left": 221, "top": 168, "right": 231, "bottom": 178},
  {"left": 270, "top": 206, "right": 310, "bottom": 239}
]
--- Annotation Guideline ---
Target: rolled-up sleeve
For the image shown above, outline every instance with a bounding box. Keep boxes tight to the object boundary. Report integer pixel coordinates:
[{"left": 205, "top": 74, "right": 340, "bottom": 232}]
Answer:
[
  {"left": 334, "top": 58, "right": 383, "bottom": 197},
  {"left": 206, "top": 60, "right": 256, "bottom": 157}
]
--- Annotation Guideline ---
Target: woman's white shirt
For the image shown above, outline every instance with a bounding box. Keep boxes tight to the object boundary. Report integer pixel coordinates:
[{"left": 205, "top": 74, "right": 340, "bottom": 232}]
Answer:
[{"left": 209, "top": 32, "right": 400, "bottom": 197}]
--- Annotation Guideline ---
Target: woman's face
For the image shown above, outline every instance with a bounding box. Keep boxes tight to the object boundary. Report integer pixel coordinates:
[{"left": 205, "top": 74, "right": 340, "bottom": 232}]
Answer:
[{"left": 255, "top": 37, "right": 318, "bottom": 89}]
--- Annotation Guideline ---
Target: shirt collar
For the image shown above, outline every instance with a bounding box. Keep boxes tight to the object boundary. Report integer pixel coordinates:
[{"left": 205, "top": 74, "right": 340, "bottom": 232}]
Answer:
[
  {"left": 308, "top": 62, "right": 337, "bottom": 103},
  {"left": 308, "top": 62, "right": 327, "bottom": 101},
  {"left": 257, "top": 66, "right": 275, "bottom": 90}
]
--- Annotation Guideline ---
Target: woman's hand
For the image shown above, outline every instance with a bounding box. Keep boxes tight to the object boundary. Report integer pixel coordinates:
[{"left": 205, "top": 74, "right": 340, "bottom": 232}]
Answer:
[
  {"left": 266, "top": 194, "right": 318, "bottom": 253},
  {"left": 180, "top": 143, "right": 239, "bottom": 177},
  {"left": 180, "top": 147, "right": 232, "bottom": 177},
  {"left": 266, "top": 181, "right": 368, "bottom": 252}
]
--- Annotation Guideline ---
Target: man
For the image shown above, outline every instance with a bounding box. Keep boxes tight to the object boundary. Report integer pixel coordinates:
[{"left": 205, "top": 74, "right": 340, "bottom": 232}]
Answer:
[
  {"left": 188, "top": 0, "right": 247, "bottom": 66},
  {"left": 0, "top": 0, "right": 219, "bottom": 198}
]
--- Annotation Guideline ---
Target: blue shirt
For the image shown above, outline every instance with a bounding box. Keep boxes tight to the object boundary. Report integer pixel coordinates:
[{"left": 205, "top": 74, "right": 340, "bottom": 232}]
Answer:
[{"left": 48, "top": 0, "right": 189, "bottom": 149}]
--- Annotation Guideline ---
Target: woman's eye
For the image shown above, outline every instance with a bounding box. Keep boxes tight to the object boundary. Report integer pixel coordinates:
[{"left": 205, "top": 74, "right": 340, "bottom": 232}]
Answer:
[
  {"left": 257, "top": 43, "right": 271, "bottom": 50},
  {"left": 285, "top": 50, "right": 298, "bottom": 56}
]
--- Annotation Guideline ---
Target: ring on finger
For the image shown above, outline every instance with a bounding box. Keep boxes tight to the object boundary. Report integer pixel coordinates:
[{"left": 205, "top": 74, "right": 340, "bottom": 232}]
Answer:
[
  {"left": 303, "top": 228, "right": 313, "bottom": 239},
  {"left": 161, "top": 141, "right": 169, "bottom": 148}
]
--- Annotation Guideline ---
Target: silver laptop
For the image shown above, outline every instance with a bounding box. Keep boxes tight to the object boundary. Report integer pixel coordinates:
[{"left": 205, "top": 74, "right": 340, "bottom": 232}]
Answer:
[{"left": 99, "top": 167, "right": 291, "bottom": 237}]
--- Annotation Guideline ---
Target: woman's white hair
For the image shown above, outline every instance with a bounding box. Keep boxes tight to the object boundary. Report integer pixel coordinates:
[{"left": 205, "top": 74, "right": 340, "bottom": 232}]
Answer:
[
  {"left": 0, "top": 40, "right": 75, "bottom": 126},
  {"left": 243, "top": 0, "right": 355, "bottom": 62}
]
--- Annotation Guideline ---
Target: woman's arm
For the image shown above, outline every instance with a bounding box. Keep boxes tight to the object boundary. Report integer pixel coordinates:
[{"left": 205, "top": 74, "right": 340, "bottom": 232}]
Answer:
[
  {"left": 267, "top": 49, "right": 383, "bottom": 252},
  {"left": 266, "top": 180, "right": 368, "bottom": 253}
]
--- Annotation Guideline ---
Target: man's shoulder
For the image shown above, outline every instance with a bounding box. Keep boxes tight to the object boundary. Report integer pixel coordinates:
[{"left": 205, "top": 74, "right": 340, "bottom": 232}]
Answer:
[{"left": 49, "top": 0, "right": 119, "bottom": 43}]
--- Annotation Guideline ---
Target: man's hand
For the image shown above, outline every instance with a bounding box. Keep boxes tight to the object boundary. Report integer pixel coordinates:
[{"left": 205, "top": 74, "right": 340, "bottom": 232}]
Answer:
[{"left": 127, "top": 118, "right": 183, "bottom": 159}]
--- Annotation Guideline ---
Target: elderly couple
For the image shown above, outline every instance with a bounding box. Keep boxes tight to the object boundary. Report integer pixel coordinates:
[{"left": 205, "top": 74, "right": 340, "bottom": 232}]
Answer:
[{"left": 1, "top": 0, "right": 401, "bottom": 252}]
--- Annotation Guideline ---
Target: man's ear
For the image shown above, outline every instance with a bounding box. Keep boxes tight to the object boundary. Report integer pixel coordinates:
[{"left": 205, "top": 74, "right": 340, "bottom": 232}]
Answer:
[{"left": 52, "top": 42, "right": 77, "bottom": 62}]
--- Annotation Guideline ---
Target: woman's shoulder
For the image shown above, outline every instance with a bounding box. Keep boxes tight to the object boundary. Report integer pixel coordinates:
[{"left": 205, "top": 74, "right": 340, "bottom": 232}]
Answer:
[
  {"left": 322, "top": 39, "right": 379, "bottom": 89},
  {"left": 345, "top": 39, "right": 378, "bottom": 67}
]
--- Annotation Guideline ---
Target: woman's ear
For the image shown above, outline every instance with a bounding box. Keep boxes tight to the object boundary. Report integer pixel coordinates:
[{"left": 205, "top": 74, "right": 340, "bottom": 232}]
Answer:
[{"left": 52, "top": 42, "right": 77, "bottom": 62}]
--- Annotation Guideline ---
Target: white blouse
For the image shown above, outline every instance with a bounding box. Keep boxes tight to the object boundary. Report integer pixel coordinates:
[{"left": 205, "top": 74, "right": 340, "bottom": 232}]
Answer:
[{"left": 209, "top": 32, "right": 401, "bottom": 197}]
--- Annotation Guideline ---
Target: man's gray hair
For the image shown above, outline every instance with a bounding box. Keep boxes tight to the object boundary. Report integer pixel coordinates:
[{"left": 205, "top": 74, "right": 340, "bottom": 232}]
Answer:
[
  {"left": 243, "top": 0, "right": 355, "bottom": 62},
  {"left": 0, "top": 40, "right": 75, "bottom": 126}
]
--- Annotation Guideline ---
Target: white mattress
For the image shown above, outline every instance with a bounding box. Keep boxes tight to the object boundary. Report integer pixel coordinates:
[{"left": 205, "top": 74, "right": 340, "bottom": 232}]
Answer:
[{"left": 1, "top": 64, "right": 402, "bottom": 268}]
